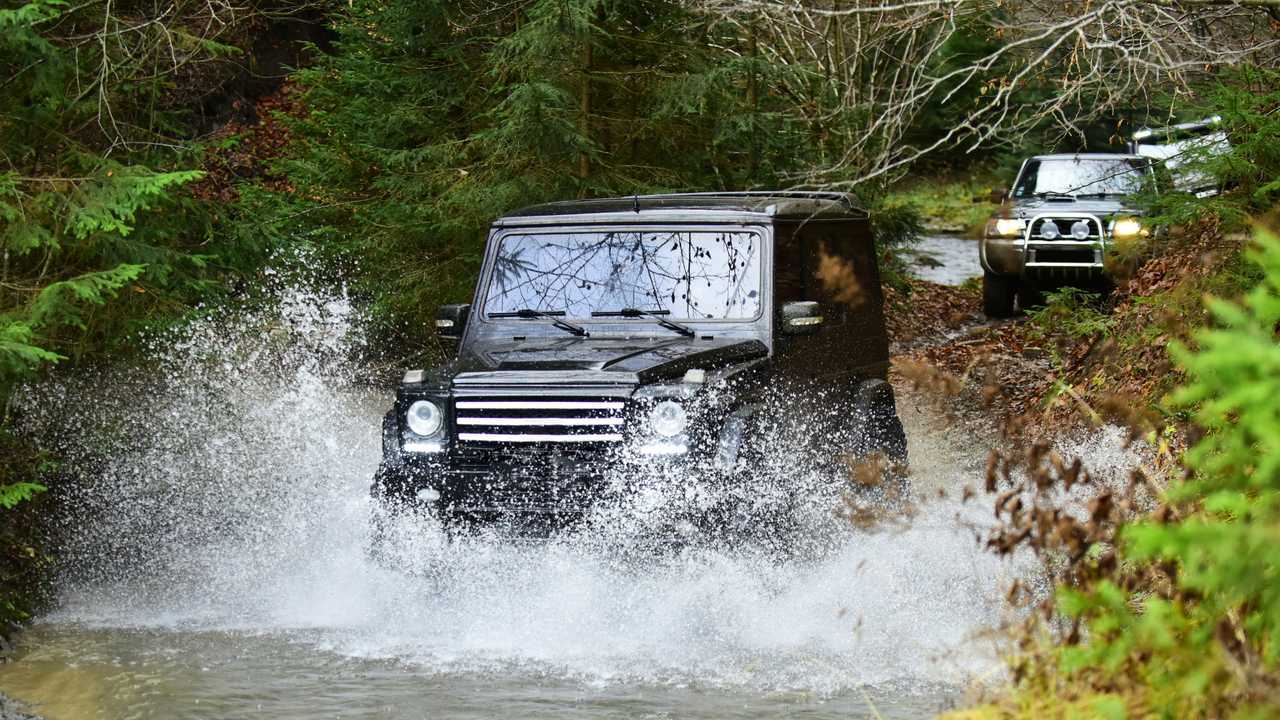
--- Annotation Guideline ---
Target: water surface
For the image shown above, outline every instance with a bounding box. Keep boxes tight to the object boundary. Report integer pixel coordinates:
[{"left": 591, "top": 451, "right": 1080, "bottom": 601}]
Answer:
[{"left": 907, "top": 235, "right": 982, "bottom": 286}]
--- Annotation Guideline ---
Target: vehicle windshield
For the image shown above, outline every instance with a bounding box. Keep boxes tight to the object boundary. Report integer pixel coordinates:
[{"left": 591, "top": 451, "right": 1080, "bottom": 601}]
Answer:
[
  {"left": 1012, "top": 157, "right": 1149, "bottom": 198},
  {"left": 484, "top": 229, "right": 763, "bottom": 321}
]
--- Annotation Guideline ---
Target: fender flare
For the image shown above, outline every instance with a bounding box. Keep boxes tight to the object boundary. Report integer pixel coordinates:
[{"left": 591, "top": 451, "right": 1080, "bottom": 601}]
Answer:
[{"left": 714, "top": 402, "right": 761, "bottom": 470}]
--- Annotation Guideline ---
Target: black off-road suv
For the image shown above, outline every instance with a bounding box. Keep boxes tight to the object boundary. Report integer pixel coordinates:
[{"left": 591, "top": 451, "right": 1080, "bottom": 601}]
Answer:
[
  {"left": 372, "top": 192, "right": 907, "bottom": 527},
  {"left": 981, "top": 153, "right": 1157, "bottom": 317}
]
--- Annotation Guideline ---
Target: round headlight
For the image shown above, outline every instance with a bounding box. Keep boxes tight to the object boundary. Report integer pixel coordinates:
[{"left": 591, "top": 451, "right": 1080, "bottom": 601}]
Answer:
[
  {"left": 406, "top": 400, "right": 443, "bottom": 437},
  {"left": 649, "top": 401, "right": 687, "bottom": 438},
  {"left": 1070, "top": 221, "right": 1090, "bottom": 240},
  {"left": 1039, "top": 222, "right": 1060, "bottom": 240}
]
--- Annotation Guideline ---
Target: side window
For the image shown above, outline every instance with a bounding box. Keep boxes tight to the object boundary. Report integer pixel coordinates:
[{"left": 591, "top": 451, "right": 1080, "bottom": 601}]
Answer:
[
  {"left": 1013, "top": 160, "right": 1040, "bottom": 198},
  {"left": 773, "top": 224, "right": 808, "bottom": 305}
]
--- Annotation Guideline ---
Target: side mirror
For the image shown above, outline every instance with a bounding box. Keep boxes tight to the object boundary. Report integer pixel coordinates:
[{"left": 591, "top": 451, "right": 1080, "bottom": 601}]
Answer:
[
  {"left": 435, "top": 303, "right": 470, "bottom": 340},
  {"left": 779, "top": 301, "right": 824, "bottom": 335},
  {"left": 986, "top": 189, "right": 1009, "bottom": 204}
]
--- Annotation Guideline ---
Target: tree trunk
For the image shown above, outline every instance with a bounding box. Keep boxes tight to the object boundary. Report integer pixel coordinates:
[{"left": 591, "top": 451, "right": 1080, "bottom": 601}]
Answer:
[
  {"left": 747, "top": 26, "right": 758, "bottom": 181},
  {"left": 578, "top": 36, "right": 592, "bottom": 181}
]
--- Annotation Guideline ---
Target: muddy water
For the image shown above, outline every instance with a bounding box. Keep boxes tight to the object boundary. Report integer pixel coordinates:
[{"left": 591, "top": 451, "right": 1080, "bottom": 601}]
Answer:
[{"left": 0, "top": 287, "right": 1142, "bottom": 720}]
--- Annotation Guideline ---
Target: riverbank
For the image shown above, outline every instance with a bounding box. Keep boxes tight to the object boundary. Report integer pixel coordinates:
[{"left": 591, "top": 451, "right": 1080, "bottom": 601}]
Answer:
[
  {"left": 895, "top": 224, "right": 1253, "bottom": 443},
  {"left": 883, "top": 177, "right": 1004, "bottom": 236}
]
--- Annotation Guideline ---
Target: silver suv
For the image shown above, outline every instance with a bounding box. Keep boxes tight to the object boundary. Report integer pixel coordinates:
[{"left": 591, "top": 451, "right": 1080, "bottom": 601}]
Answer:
[{"left": 980, "top": 153, "right": 1156, "bottom": 317}]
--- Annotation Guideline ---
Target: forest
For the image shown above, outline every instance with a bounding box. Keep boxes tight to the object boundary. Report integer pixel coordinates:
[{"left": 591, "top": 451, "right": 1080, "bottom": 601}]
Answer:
[{"left": 2, "top": 1, "right": 1280, "bottom": 717}]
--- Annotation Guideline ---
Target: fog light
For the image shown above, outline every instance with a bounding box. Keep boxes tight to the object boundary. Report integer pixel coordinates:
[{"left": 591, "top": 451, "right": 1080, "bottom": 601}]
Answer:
[
  {"left": 1071, "top": 221, "right": 1090, "bottom": 240},
  {"left": 1040, "top": 222, "right": 1060, "bottom": 240},
  {"left": 649, "top": 401, "right": 687, "bottom": 438},
  {"left": 416, "top": 488, "right": 441, "bottom": 503}
]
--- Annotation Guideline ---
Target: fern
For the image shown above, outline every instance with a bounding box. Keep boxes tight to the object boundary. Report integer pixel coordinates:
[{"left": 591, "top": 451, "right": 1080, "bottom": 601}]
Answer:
[
  {"left": 0, "top": 0, "right": 64, "bottom": 29},
  {"left": 0, "top": 482, "right": 45, "bottom": 510},
  {"left": 65, "top": 168, "right": 204, "bottom": 241},
  {"left": 0, "top": 321, "right": 62, "bottom": 375}
]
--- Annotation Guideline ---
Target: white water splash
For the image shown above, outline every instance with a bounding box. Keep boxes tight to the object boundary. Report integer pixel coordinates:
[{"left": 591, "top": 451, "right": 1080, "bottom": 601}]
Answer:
[{"left": 6, "top": 286, "right": 1149, "bottom": 716}]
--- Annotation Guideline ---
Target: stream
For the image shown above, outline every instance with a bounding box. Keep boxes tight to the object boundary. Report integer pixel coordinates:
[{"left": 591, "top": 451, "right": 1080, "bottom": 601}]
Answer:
[
  {"left": 906, "top": 234, "right": 982, "bottom": 286},
  {"left": 0, "top": 240, "right": 1142, "bottom": 720}
]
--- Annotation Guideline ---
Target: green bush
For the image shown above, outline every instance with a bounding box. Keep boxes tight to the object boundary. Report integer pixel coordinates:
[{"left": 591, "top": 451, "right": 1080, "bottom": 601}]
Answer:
[
  {"left": 1015, "top": 229, "right": 1280, "bottom": 718},
  {"left": 1024, "top": 287, "right": 1114, "bottom": 353}
]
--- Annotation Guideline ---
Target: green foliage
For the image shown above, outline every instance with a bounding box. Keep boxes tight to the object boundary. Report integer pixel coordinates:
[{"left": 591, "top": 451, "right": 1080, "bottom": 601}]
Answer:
[
  {"left": 881, "top": 176, "right": 1003, "bottom": 235},
  {"left": 0, "top": 323, "right": 61, "bottom": 376},
  {"left": 0, "top": 1, "right": 262, "bottom": 397},
  {"left": 864, "top": 194, "right": 925, "bottom": 291},
  {"left": 0, "top": 483, "right": 44, "bottom": 510},
  {"left": 0, "top": 429, "right": 53, "bottom": 633},
  {"left": 1026, "top": 287, "right": 1114, "bottom": 343},
  {"left": 63, "top": 169, "right": 205, "bottom": 241},
  {"left": 1031, "top": 229, "right": 1280, "bottom": 717}
]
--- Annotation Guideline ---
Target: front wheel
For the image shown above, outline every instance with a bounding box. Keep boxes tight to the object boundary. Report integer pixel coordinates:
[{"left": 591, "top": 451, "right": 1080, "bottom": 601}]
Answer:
[
  {"left": 1018, "top": 282, "right": 1045, "bottom": 311},
  {"left": 983, "top": 271, "right": 1018, "bottom": 318}
]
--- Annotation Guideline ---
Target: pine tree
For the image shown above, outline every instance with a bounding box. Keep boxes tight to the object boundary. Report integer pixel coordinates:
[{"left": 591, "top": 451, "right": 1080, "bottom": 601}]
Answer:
[{"left": 0, "top": 1, "right": 254, "bottom": 400}]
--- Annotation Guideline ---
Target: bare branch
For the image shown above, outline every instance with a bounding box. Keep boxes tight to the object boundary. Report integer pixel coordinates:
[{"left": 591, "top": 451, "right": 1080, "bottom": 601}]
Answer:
[{"left": 691, "top": 0, "right": 1280, "bottom": 186}]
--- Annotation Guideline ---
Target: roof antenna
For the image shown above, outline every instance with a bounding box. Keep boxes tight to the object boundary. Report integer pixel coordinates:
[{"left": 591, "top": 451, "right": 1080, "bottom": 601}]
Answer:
[{"left": 633, "top": 192, "right": 640, "bottom": 213}]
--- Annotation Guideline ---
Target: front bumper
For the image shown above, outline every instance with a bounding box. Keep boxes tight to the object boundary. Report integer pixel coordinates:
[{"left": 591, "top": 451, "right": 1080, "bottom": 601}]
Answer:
[
  {"left": 377, "top": 443, "right": 706, "bottom": 515},
  {"left": 982, "top": 212, "right": 1109, "bottom": 279}
]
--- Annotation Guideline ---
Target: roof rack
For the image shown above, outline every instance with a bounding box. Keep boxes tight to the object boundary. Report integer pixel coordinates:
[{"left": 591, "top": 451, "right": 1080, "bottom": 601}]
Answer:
[
  {"left": 631, "top": 190, "right": 859, "bottom": 210},
  {"left": 1131, "top": 116, "right": 1222, "bottom": 142}
]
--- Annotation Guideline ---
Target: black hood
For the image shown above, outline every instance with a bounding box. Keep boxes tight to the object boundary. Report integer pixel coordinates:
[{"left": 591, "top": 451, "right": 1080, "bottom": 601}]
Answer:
[
  {"left": 450, "top": 336, "right": 768, "bottom": 386},
  {"left": 1009, "top": 196, "right": 1140, "bottom": 219}
]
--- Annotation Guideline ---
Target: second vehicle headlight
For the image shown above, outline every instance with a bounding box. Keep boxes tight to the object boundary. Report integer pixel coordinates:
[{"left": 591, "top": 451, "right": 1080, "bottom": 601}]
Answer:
[
  {"left": 987, "top": 218, "right": 1026, "bottom": 238},
  {"left": 1112, "top": 217, "right": 1148, "bottom": 239},
  {"left": 406, "top": 400, "right": 443, "bottom": 436},
  {"left": 649, "top": 400, "right": 687, "bottom": 438}
]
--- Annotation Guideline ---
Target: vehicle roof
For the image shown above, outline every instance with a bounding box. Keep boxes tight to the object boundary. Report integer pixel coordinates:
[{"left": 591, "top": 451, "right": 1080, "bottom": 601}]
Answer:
[
  {"left": 1031, "top": 153, "right": 1147, "bottom": 162},
  {"left": 1132, "top": 116, "right": 1222, "bottom": 141},
  {"left": 497, "top": 191, "right": 867, "bottom": 226}
]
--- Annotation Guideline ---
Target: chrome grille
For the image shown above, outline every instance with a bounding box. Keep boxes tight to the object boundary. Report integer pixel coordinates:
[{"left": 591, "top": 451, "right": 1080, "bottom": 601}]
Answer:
[
  {"left": 1025, "top": 213, "right": 1106, "bottom": 272},
  {"left": 454, "top": 398, "right": 626, "bottom": 444},
  {"left": 1029, "top": 216, "right": 1102, "bottom": 240}
]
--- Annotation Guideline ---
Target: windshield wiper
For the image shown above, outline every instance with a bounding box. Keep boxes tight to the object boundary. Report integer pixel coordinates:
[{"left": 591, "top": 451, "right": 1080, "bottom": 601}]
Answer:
[
  {"left": 1035, "top": 191, "right": 1077, "bottom": 200},
  {"left": 488, "top": 308, "right": 588, "bottom": 337},
  {"left": 591, "top": 307, "right": 695, "bottom": 337}
]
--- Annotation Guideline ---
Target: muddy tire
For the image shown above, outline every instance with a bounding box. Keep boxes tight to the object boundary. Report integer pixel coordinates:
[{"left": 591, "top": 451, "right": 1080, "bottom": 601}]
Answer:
[
  {"left": 983, "top": 271, "right": 1017, "bottom": 318},
  {"left": 1018, "top": 282, "right": 1045, "bottom": 311}
]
